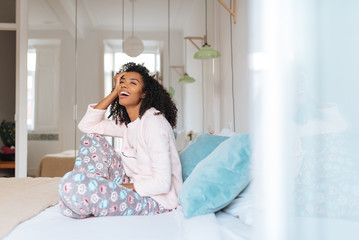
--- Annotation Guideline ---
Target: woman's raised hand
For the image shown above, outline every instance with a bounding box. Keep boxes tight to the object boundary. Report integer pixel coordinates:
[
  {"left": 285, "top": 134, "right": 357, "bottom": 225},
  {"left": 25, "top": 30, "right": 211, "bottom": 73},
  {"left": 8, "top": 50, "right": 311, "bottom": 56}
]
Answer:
[
  {"left": 113, "top": 72, "right": 127, "bottom": 92},
  {"left": 94, "top": 71, "right": 127, "bottom": 110}
]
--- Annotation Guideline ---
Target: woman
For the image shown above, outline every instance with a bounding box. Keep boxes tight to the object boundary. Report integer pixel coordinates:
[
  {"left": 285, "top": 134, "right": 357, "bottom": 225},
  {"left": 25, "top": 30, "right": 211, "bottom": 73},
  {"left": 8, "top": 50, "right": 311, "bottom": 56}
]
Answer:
[{"left": 58, "top": 62, "right": 182, "bottom": 218}]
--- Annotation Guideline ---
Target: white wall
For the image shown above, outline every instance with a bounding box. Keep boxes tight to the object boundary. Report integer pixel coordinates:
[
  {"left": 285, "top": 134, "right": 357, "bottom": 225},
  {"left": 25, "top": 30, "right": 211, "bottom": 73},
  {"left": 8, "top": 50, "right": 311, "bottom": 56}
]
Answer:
[
  {"left": 216, "top": 0, "right": 249, "bottom": 133},
  {"left": 182, "top": 0, "right": 206, "bottom": 134},
  {"left": 169, "top": 30, "right": 184, "bottom": 130},
  {"left": 180, "top": 0, "right": 249, "bottom": 134}
]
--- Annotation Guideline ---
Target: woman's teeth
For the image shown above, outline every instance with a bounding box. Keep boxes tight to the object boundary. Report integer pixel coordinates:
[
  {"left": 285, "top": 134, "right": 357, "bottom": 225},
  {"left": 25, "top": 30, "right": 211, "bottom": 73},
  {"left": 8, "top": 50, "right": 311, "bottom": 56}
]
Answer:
[{"left": 120, "top": 91, "right": 130, "bottom": 96}]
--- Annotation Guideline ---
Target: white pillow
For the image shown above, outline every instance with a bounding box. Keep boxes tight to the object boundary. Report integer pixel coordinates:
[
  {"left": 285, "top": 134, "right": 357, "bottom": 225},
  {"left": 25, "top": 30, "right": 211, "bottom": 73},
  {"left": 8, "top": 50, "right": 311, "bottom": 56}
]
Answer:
[
  {"left": 219, "top": 128, "right": 236, "bottom": 137},
  {"left": 175, "top": 130, "right": 187, "bottom": 152},
  {"left": 222, "top": 184, "right": 254, "bottom": 226}
]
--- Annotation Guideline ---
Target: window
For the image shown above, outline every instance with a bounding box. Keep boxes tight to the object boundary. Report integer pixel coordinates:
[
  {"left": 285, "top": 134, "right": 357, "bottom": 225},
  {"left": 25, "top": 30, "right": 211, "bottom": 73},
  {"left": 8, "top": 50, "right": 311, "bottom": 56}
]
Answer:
[
  {"left": 27, "top": 50, "right": 36, "bottom": 131},
  {"left": 103, "top": 45, "right": 161, "bottom": 151},
  {"left": 104, "top": 51, "right": 161, "bottom": 97},
  {"left": 27, "top": 39, "right": 60, "bottom": 132}
]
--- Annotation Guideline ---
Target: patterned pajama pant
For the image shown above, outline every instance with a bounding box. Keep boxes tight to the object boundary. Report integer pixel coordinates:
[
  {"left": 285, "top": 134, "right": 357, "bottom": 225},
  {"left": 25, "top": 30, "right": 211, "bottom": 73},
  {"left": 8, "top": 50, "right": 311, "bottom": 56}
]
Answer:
[{"left": 58, "top": 133, "right": 168, "bottom": 218}]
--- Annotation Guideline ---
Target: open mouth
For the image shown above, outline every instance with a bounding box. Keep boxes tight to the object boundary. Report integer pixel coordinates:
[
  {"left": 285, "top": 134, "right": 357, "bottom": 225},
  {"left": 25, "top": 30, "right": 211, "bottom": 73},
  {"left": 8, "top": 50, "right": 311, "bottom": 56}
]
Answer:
[{"left": 120, "top": 91, "right": 130, "bottom": 97}]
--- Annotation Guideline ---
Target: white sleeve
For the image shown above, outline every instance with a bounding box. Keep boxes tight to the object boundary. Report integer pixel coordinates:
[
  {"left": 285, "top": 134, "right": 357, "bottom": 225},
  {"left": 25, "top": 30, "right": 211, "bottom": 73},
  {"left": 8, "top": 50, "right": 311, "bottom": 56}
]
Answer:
[{"left": 78, "top": 104, "right": 125, "bottom": 137}]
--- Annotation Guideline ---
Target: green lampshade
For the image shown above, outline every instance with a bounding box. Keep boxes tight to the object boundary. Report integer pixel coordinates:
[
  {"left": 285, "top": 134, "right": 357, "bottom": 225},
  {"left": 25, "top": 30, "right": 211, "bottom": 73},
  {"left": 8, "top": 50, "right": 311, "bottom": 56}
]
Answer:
[
  {"left": 178, "top": 73, "right": 195, "bottom": 84},
  {"left": 193, "top": 44, "right": 221, "bottom": 59}
]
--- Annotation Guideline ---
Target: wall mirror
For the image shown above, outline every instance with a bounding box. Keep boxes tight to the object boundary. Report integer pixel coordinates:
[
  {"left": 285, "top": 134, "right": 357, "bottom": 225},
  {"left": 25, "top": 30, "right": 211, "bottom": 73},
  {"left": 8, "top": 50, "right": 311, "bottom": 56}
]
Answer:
[
  {"left": 27, "top": 0, "right": 77, "bottom": 176},
  {"left": 27, "top": 0, "right": 195, "bottom": 176}
]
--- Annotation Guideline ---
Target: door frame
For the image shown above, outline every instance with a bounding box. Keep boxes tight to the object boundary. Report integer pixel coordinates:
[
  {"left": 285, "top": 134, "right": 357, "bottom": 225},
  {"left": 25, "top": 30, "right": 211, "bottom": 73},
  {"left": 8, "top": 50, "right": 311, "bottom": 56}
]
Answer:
[{"left": 15, "top": 0, "right": 28, "bottom": 177}]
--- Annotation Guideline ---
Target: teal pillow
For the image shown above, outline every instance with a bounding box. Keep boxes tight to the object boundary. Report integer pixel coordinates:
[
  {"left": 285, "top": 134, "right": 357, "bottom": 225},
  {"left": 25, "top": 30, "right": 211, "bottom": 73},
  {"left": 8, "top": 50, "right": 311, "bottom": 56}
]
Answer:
[
  {"left": 180, "top": 133, "right": 229, "bottom": 181},
  {"left": 178, "top": 134, "right": 251, "bottom": 218}
]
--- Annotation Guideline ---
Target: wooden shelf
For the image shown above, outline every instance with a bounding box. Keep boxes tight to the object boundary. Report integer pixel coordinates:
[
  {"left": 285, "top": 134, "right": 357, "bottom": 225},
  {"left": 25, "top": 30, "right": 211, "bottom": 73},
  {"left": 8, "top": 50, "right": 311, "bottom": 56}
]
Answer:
[{"left": 0, "top": 161, "right": 15, "bottom": 169}]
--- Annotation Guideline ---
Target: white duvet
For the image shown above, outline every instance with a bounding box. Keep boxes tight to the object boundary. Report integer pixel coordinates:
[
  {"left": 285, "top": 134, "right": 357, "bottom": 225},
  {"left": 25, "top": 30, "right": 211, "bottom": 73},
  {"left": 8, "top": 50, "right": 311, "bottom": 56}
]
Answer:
[{"left": 5, "top": 204, "right": 248, "bottom": 240}]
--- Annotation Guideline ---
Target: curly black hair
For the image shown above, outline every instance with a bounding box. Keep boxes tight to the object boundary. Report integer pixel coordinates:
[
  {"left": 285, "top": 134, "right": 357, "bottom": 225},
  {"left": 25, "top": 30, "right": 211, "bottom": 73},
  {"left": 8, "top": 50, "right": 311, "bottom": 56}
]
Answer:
[{"left": 108, "top": 62, "right": 178, "bottom": 128}]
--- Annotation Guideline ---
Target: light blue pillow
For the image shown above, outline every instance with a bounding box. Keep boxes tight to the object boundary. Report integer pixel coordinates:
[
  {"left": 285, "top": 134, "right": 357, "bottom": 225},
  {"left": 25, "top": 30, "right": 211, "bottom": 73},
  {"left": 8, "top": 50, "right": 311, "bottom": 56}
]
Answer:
[
  {"left": 180, "top": 133, "right": 229, "bottom": 181},
  {"left": 178, "top": 134, "right": 251, "bottom": 218}
]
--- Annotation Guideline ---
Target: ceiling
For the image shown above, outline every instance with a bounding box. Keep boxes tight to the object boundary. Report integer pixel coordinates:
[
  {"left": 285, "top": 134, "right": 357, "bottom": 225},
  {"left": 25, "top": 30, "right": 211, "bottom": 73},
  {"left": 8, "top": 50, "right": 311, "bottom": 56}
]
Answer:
[{"left": 28, "top": 0, "right": 194, "bottom": 34}]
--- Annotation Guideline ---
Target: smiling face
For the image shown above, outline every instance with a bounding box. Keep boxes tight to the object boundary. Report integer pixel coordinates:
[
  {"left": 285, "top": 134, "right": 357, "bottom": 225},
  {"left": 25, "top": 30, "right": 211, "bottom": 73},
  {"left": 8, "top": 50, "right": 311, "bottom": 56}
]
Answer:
[{"left": 117, "top": 71, "right": 146, "bottom": 112}]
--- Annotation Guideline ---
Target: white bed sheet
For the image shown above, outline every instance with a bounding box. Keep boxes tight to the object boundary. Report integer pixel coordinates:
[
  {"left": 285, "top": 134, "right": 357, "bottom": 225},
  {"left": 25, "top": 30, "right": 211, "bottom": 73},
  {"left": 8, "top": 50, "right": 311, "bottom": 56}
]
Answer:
[
  {"left": 5, "top": 204, "right": 238, "bottom": 240},
  {"left": 216, "top": 211, "right": 253, "bottom": 240}
]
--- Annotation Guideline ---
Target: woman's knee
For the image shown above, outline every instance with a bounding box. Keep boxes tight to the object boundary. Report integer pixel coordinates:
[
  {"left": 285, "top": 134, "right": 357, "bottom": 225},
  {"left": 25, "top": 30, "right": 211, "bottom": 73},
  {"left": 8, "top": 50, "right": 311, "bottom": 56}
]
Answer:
[
  {"left": 78, "top": 134, "right": 113, "bottom": 159},
  {"left": 80, "top": 133, "right": 109, "bottom": 148}
]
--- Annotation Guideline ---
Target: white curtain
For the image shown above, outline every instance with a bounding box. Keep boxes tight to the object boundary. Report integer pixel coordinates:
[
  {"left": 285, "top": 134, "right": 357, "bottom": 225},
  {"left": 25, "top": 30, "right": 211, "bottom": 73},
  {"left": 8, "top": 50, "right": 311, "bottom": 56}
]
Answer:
[{"left": 249, "top": 0, "right": 359, "bottom": 239}]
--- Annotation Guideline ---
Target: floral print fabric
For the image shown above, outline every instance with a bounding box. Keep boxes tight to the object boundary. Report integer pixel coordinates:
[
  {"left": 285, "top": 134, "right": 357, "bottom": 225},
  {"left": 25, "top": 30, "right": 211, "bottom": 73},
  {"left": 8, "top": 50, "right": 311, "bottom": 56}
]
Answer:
[{"left": 58, "top": 133, "right": 168, "bottom": 218}]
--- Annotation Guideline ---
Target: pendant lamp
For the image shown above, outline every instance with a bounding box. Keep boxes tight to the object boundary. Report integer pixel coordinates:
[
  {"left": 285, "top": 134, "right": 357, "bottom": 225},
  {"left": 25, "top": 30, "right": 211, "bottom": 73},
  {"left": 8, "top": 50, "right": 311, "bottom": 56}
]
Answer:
[
  {"left": 123, "top": 0, "right": 144, "bottom": 57},
  {"left": 179, "top": 39, "right": 195, "bottom": 83},
  {"left": 178, "top": 73, "right": 195, "bottom": 84},
  {"left": 194, "top": 0, "right": 221, "bottom": 59}
]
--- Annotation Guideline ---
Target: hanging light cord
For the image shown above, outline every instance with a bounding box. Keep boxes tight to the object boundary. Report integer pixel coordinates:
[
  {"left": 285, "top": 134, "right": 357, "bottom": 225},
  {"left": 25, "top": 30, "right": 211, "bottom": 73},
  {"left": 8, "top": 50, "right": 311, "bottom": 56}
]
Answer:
[
  {"left": 205, "top": 0, "right": 208, "bottom": 44},
  {"left": 230, "top": 0, "right": 236, "bottom": 131},
  {"left": 202, "top": 61, "right": 205, "bottom": 131},
  {"left": 131, "top": 0, "right": 134, "bottom": 37},
  {"left": 122, "top": 0, "right": 124, "bottom": 50},
  {"left": 168, "top": 0, "right": 170, "bottom": 86},
  {"left": 74, "top": 0, "right": 78, "bottom": 151},
  {"left": 203, "top": 0, "right": 207, "bottom": 131},
  {"left": 184, "top": 40, "right": 187, "bottom": 72}
]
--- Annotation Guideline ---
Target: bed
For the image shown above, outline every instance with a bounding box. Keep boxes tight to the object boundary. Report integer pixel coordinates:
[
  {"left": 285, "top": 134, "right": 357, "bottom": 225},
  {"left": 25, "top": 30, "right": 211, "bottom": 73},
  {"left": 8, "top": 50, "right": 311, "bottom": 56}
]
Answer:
[
  {"left": 4, "top": 203, "right": 251, "bottom": 240},
  {"left": 0, "top": 177, "right": 253, "bottom": 240},
  {"left": 1, "top": 132, "right": 253, "bottom": 240},
  {"left": 36, "top": 150, "right": 77, "bottom": 177}
]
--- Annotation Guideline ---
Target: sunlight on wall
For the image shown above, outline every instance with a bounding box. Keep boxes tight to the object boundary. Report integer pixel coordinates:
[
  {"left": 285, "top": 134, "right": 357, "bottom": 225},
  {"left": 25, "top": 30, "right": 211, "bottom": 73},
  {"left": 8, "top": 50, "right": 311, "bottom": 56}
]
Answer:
[{"left": 27, "top": 51, "right": 36, "bottom": 131}]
